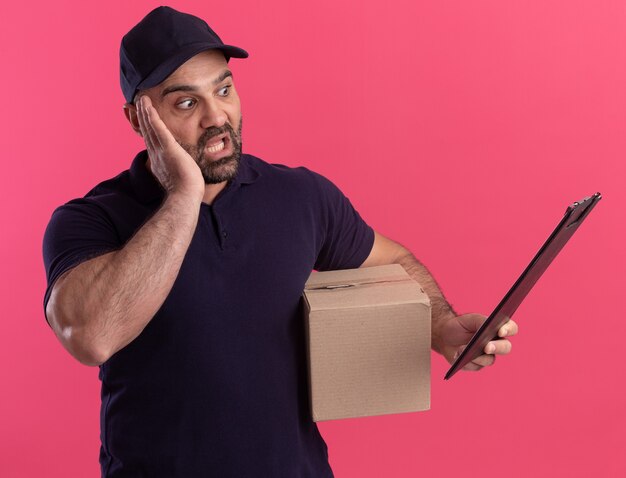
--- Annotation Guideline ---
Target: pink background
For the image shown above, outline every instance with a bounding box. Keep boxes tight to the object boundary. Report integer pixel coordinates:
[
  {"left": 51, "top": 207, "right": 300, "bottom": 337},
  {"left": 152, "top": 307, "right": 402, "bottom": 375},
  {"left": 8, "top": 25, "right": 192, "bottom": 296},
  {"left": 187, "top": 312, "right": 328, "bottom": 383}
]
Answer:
[{"left": 1, "top": 1, "right": 624, "bottom": 476}]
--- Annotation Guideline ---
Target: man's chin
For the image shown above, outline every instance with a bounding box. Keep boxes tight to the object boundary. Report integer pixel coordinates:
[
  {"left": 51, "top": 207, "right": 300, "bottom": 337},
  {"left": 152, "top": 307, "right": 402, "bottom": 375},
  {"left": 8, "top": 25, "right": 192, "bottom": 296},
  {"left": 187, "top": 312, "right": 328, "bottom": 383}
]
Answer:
[{"left": 200, "top": 155, "right": 240, "bottom": 184}]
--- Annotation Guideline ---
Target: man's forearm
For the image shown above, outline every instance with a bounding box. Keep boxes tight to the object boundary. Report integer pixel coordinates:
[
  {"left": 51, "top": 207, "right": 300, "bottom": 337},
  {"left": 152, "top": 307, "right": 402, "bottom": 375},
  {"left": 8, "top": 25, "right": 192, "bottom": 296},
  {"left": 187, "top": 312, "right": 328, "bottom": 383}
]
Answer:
[
  {"left": 396, "top": 252, "right": 457, "bottom": 354},
  {"left": 48, "top": 192, "right": 201, "bottom": 365}
]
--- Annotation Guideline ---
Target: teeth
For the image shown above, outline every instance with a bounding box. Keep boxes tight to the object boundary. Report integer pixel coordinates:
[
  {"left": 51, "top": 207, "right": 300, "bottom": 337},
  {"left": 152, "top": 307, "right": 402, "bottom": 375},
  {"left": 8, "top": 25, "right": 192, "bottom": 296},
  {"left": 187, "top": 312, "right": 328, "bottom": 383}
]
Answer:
[{"left": 207, "top": 139, "right": 225, "bottom": 153}]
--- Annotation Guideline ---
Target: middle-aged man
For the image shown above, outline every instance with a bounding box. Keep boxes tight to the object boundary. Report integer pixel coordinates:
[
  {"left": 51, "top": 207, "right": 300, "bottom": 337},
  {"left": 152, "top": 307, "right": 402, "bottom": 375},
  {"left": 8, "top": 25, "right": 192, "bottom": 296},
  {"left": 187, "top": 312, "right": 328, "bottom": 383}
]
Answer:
[{"left": 43, "top": 6, "right": 518, "bottom": 478}]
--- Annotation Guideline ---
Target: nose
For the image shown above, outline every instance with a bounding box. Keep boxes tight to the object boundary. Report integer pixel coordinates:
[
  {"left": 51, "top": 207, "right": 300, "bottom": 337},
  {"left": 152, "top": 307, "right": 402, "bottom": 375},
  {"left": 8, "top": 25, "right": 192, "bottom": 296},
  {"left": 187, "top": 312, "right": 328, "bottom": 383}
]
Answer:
[{"left": 199, "top": 99, "right": 227, "bottom": 130}]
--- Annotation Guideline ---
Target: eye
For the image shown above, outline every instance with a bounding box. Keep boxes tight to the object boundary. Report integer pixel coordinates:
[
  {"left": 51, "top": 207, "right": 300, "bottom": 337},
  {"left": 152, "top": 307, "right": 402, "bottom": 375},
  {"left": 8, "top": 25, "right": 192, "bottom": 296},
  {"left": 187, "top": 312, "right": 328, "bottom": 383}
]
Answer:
[
  {"left": 217, "top": 85, "right": 231, "bottom": 97},
  {"left": 176, "top": 99, "right": 196, "bottom": 110}
]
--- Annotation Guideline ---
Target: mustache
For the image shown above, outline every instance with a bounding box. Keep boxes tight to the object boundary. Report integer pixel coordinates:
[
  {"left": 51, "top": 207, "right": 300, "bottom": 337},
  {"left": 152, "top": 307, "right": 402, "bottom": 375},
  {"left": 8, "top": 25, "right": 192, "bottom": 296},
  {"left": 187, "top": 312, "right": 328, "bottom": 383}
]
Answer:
[{"left": 197, "top": 124, "right": 237, "bottom": 149}]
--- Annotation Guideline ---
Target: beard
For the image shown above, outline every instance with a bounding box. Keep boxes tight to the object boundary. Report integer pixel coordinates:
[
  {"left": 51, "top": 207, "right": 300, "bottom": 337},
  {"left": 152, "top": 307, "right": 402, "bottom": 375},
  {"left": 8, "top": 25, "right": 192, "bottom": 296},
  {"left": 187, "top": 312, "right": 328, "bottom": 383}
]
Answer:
[{"left": 178, "top": 119, "right": 243, "bottom": 184}]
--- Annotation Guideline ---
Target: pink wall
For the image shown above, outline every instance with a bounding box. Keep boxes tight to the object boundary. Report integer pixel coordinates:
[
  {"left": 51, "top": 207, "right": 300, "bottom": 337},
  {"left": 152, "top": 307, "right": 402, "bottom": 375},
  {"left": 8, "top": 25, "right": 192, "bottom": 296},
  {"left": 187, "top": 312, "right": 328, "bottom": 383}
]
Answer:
[{"left": 2, "top": 0, "right": 624, "bottom": 476}]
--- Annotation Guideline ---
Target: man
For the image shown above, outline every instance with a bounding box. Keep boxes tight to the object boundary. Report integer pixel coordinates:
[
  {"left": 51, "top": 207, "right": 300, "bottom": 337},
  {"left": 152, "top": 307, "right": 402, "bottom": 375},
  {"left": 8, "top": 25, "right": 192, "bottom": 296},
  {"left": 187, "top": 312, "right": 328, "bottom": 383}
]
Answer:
[{"left": 42, "top": 6, "right": 517, "bottom": 478}]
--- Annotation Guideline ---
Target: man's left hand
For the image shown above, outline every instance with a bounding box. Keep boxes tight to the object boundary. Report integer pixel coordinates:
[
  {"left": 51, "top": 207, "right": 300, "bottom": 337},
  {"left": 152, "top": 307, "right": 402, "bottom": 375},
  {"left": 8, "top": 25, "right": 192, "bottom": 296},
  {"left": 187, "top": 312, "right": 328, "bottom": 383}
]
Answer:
[{"left": 437, "top": 314, "right": 518, "bottom": 371}]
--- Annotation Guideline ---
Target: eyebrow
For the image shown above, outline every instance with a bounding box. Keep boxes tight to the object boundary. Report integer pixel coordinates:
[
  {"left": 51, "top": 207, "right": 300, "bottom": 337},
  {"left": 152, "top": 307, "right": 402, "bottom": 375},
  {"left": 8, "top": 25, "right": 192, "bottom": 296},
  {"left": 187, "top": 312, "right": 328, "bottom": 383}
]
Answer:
[{"left": 161, "top": 70, "right": 233, "bottom": 98}]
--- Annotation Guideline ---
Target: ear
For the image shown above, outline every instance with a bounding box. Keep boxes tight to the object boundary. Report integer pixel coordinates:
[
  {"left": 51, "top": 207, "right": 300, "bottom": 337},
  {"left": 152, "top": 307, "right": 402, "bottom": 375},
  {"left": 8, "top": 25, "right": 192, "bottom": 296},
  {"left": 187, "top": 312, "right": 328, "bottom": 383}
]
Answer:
[{"left": 123, "top": 102, "right": 142, "bottom": 136}]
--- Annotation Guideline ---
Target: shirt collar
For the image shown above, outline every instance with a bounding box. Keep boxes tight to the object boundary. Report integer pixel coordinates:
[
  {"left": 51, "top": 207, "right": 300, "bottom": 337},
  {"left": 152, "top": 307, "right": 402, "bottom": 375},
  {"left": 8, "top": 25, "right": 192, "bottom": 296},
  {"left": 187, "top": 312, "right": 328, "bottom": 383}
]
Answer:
[
  {"left": 129, "top": 150, "right": 260, "bottom": 205},
  {"left": 233, "top": 153, "right": 261, "bottom": 186}
]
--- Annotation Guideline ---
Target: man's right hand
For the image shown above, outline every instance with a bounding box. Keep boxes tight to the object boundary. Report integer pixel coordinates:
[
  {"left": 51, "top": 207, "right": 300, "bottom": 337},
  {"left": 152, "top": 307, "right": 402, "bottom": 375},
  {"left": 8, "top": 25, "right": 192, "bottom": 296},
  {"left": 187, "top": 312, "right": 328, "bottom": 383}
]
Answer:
[
  {"left": 136, "top": 95, "right": 205, "bottom": 202},
  {"left": 47, "top": 96, "right": 207, "bottom": 366}
]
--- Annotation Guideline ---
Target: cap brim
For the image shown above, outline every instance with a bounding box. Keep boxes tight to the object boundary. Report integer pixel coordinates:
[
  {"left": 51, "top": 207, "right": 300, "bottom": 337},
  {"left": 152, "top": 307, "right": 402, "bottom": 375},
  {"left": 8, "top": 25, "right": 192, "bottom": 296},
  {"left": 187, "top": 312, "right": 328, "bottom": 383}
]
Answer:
[{"left": 137, "top": 42, "right": 248, "bottom": 94}]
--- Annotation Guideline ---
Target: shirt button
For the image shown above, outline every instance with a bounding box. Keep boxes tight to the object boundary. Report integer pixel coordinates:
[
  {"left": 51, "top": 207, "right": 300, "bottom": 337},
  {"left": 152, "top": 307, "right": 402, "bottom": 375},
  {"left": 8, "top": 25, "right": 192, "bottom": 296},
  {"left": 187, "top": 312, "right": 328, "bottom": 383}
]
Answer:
[{"left": 222, "top": 231, "right": 228, "bottom": 238}]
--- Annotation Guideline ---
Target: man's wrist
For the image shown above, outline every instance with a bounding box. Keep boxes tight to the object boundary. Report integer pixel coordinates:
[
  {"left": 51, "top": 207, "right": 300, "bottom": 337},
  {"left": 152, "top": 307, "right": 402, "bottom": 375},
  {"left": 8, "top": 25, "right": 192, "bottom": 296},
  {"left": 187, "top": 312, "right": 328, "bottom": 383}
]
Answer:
[
  {"left": 431, "top": 308, "right": 456, "bottom": 355},
  {"left": 166, "top": 187, "right": 204, "bottom": 206}
]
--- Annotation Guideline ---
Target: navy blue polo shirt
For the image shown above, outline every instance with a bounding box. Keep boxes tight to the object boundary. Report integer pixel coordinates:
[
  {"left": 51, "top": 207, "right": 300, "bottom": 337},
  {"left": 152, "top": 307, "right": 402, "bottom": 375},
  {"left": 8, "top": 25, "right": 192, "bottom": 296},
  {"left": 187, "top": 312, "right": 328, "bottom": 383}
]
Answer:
[{"left": 42, "top": 151, "right": 375, "bottom": 478}]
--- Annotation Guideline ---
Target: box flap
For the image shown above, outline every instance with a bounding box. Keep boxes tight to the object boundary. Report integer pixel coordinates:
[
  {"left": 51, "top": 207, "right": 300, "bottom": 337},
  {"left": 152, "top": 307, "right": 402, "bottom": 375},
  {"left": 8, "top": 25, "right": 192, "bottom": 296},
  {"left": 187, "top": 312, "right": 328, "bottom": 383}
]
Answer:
[
  {"left": 304, "top": 264, "right": 430, "bottom": 311},
  {"left": 305, "top": 263, "right": 410, "bottom": 289}
]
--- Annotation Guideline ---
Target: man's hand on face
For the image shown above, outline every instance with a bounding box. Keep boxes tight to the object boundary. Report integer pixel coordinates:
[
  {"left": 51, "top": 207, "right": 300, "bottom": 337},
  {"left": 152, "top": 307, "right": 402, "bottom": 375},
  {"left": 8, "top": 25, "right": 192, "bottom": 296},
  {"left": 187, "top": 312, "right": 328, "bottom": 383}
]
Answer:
[
  {"left": 438, "top": 314, "right": 518, "bottom": 371},
  {"left": 136, "top": 95, "right": 205, "bottom": 201}
]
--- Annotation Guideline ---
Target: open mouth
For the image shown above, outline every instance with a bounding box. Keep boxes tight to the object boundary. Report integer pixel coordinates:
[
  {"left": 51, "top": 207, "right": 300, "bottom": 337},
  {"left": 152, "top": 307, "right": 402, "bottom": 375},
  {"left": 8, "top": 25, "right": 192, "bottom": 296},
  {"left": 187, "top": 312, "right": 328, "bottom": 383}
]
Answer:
[
  {"left": 206, "top": 138, "right": 226, "bottom": 153},
  {"left": 204, "top": 134, "right": 232, "bottom": 157}
]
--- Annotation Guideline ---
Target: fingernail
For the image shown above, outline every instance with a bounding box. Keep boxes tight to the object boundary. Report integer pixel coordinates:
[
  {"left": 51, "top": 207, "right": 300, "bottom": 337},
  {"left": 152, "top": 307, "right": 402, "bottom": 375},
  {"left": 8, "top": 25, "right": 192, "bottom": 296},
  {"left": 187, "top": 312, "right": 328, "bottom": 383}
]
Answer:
[{"left": 486, "top": 344, "right": 495, "bottom": 354}]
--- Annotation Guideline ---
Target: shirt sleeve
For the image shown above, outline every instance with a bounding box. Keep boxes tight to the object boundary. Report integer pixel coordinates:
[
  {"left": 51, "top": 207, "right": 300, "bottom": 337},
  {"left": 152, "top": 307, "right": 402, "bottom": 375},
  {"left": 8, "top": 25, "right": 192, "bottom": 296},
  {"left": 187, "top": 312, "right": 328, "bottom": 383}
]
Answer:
[
  {"left": 311, "top": 172, "right": 375, "bottom": 271},
  {"left": 42, "top": 199, "right": 122, "bottom": 324}
]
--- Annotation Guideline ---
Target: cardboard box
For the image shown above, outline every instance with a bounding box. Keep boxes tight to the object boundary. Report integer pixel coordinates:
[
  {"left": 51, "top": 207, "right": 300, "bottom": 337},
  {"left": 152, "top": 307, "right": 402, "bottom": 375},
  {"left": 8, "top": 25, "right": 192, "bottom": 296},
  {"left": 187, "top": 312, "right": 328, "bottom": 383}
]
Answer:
[{"left": 302, "top": 264, "right": 431, "bottom": 422}]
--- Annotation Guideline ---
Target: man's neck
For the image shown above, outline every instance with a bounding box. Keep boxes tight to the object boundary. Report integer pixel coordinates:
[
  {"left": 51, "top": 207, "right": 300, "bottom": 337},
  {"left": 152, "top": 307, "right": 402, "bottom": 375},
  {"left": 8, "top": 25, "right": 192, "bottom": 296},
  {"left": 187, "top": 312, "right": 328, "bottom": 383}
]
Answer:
[{"left": 202, "top": 182, "right": 227, "bottom": 205}]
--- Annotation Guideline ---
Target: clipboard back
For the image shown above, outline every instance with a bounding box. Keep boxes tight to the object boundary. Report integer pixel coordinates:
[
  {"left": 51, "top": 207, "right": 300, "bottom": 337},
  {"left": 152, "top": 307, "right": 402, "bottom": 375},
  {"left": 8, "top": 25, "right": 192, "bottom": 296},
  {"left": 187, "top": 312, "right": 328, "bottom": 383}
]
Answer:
[{"left": 444, "top": 192, "right": 602, "bottom": 380}]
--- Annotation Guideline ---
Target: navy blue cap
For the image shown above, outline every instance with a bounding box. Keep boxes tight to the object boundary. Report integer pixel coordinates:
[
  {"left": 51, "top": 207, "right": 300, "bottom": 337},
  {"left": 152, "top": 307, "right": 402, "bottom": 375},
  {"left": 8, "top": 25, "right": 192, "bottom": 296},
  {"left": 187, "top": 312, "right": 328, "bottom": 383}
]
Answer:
[{"left": 120, "top": 6, "right": 248, "bottom": 103}]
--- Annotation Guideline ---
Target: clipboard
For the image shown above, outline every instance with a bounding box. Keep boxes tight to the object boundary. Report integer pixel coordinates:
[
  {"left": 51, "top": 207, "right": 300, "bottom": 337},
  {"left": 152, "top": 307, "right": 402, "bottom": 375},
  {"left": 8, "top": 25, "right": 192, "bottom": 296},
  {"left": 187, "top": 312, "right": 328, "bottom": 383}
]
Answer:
[{"left": 444, "top": 192, "right": 602, "bottom": 380}]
